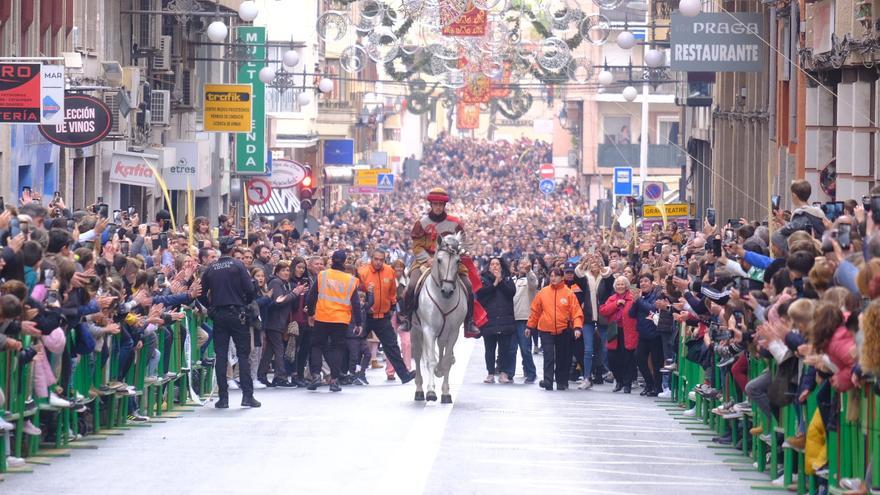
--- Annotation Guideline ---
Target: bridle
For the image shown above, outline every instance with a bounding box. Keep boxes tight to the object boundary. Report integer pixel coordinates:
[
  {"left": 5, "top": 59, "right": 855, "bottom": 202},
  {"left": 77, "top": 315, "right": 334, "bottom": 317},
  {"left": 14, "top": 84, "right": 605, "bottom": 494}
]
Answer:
[{"left": 432, "top": 243, "right": 460, "bottom": 298}]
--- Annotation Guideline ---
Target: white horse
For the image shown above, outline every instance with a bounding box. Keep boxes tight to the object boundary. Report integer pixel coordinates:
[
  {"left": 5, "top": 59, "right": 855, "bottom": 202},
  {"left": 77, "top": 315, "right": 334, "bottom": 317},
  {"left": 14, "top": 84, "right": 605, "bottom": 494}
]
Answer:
[{"left": 411, "top": 232, "right": 467, "bottom": 404}]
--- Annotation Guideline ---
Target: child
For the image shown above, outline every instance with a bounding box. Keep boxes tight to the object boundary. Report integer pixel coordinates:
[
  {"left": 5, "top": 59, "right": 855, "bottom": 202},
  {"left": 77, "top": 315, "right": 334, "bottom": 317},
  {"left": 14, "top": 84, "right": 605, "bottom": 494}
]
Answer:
[{"left": 346, "top": 288, "right": 373, "bottom": 385}]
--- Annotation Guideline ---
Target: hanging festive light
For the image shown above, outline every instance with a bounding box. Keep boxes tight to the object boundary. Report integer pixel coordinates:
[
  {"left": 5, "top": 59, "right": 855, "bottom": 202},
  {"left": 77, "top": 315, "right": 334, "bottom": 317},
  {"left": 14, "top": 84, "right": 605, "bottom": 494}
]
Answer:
[
  {"left": 258, "top": 66, "right": 276, "bottom": 84},
  {"left": 297, "top": 92, "right": 312, "bottom": 106},
  {"left": 598, "top": 70, "right": 614, "bottom": 86},
  {"left": 238, "top": 1, "right": 259, "bottom": 22},
  {"left": 206, "top": 21, "right": 228, "bottom": 43},
  {"left": 616, "top": 30, "right": 636, "bottom": 50},
  {"left": 622, "top": 86, "right": 638, "bottom": 101},
  {"left": 678, "top": 0, "right": 702, "bottom": 17}
]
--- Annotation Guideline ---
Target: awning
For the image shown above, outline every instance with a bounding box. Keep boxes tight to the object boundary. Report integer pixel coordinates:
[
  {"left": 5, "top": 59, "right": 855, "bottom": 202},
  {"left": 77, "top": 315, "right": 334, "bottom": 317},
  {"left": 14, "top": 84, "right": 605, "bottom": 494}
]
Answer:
[
  {"left": 273, "top": 133, "right": 319, "bottom": 149},
  {"left": 249, "top": 188, "right": 300, "bottom": 216}
]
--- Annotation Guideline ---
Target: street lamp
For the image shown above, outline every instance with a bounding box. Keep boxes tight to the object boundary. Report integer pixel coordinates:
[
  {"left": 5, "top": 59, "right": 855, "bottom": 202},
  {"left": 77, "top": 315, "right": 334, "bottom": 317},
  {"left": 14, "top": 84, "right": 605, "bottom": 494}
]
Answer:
[{"left": 558, "top": 106, "right": 569, "bottom": 130}]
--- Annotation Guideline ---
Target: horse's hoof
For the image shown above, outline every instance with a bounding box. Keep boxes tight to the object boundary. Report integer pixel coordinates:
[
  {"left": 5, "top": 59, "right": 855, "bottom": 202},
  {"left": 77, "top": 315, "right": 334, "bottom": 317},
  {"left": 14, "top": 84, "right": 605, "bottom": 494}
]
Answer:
[
  {"left": 426, "top": 391, "right": 437, "bottom": 402},
  {"left": 414, "top": 391, "right": 425, "bottom": 401},
  {"left": 441, "top": 394, "right": 452, "bottom": 404}
]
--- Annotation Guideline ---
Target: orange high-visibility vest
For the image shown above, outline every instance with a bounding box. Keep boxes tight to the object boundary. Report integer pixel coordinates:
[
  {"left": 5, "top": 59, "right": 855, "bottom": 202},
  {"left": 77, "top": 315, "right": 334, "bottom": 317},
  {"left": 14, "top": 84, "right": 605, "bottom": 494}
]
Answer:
[{"left": 315, "top": 268, "right": 358, "bottom": 324}]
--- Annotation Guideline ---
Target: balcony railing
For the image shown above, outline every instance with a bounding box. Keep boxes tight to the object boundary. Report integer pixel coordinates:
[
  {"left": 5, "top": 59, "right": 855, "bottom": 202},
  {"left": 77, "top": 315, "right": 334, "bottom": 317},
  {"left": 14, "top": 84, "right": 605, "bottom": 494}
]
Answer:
[{"left": 597, "top": 143, "right": 685, "bottom": 168}]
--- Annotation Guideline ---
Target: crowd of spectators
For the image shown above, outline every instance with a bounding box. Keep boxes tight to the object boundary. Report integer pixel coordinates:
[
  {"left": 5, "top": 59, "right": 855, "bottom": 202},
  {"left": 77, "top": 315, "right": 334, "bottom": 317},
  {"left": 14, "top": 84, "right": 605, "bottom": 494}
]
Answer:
[{"left": 0, "top": 134, "right": 877, "bottom": 495}]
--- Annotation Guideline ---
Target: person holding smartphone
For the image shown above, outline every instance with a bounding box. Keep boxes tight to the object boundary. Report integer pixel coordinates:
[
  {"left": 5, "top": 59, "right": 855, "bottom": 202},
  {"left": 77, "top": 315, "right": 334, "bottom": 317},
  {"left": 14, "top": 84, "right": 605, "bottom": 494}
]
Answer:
[{"left": 780, "top": 179, "right": 827, "bottom": 236}]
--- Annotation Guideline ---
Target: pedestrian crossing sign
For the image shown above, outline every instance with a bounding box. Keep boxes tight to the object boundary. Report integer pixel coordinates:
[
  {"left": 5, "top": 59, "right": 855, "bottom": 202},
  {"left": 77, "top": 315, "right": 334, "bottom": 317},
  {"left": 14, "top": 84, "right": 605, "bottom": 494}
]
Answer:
[{"left": 377, "top": 173, "right": 395, "bottom": 192}]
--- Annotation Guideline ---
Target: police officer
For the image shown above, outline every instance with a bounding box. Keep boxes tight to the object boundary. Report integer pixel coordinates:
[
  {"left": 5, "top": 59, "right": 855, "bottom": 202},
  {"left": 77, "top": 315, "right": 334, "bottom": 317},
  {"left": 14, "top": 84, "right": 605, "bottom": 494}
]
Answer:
[
  {"left": 305, "top": 250, "right": 362, "bottom": 392},
  {"left": 200, "top": 236, "right": 260, "bottom": 408}
]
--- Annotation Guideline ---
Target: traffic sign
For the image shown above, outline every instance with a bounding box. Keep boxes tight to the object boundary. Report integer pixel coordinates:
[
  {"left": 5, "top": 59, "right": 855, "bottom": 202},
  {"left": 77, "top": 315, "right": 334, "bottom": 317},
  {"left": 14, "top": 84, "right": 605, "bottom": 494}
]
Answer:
[
  {"left": 643, "top": 181, "right": 665, "bottom": 203},
  {"left": 377, "top": 173, "right": 395, "bottom": 193},
  {"left": 539, "top": 163, "right": 555, "bottom": 179},
  {"left": 246, "top": 178, "right": 272, "bottom": 205},
  {"left": 539, "top": 178, "right": 555, "bottom": 195},
  {"left": 613, "top": 167, "right": 633, "bottom": 196}
]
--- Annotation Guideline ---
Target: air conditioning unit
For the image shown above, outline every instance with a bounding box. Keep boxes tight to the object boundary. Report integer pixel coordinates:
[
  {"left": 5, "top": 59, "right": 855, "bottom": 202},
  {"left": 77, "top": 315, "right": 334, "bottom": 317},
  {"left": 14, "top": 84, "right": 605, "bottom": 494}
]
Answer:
[
  {"left": 175, "top": 68, "right": 198, "bottom": 108},
  {"left": 102, "top": 91, "right": 130, "bottom": 138},
  {"left": 152, "top": 35, "right": 172, "bottom": 72},
  {"left": 151, "top": 90, "right": 171, "bottom": 126}
]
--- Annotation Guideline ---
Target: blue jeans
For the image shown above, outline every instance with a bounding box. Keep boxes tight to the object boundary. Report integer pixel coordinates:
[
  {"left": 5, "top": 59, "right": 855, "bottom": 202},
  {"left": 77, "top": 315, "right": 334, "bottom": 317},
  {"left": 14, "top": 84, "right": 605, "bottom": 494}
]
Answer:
[
  {"left": 506, "top": 321, "right": 537, "bottom": 379},
  {"left": 583, "top": 322, "right": 608, "bottom": 379}
]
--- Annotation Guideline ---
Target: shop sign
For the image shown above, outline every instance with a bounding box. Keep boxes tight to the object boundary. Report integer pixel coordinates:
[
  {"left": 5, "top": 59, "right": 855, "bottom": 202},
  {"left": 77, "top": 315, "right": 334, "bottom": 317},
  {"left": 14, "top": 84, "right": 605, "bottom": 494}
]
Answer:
[
  {"left": 38, "top": 95, "right": 111, "bottom": 147},
  {"left": 109, "top": 151, "right": 158, "bottom": 188}
]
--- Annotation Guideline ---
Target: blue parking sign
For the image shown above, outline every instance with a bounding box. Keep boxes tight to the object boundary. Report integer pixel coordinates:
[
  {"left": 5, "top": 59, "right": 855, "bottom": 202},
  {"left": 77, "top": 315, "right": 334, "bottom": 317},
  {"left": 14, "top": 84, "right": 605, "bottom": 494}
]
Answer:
[
  {"left": 539, "top": 178, "right": 555, "bottom": 195},
  {"left": 613, "top": 167, "right": 633, "bottom": 196}
]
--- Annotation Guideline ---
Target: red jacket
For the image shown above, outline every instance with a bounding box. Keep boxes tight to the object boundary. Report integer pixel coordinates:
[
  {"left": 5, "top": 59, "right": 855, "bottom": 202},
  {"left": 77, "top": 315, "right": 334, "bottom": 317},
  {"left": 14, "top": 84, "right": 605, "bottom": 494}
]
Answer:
[{"left": 599, "top": 291, "right": 639, "bottom": 351}]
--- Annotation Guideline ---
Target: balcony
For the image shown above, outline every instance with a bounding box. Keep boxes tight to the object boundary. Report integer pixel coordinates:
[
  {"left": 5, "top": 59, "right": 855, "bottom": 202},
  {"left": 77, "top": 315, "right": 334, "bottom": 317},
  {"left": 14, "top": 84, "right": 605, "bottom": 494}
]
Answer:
[{"left": 597, "top": 143, "right": 685, "bottom": 168}]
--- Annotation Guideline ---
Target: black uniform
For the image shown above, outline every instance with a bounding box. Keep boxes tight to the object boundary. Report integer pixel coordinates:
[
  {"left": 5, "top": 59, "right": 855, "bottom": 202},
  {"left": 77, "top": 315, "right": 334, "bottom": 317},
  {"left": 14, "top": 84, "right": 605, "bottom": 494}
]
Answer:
[{"left": 200, "top": 255, "right": 257, "bottom": 399}]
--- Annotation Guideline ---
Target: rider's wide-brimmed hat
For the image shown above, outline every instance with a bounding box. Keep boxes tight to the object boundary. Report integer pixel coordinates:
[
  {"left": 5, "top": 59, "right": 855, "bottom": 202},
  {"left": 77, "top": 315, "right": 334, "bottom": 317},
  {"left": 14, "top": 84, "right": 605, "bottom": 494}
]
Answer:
[{"left": 425, "top": 188, "right": 450, "bottom": 203}]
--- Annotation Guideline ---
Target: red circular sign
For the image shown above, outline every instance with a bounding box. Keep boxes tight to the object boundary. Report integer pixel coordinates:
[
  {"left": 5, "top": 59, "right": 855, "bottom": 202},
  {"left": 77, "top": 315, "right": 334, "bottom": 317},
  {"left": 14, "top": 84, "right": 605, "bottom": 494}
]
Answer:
[
  {"left": 246, "top": 178, "right": 272, "bottom": 206},
  {"left": 539, "top": 163, "right": 555, "bottom": 179}
]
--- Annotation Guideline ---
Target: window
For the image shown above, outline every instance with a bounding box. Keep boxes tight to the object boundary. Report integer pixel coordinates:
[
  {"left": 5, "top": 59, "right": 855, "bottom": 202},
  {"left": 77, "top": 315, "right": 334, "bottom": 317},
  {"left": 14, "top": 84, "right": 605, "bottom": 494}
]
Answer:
[
  {"left": 383, "top": 128, "right": 401, "bottom": 141},
  {"left": 603, "top": 116, "right": 631, "bottom": 144},
  {"left": 43, "top": 162, "right": 56, "bottom": 198},
  {"left": 656, "top": 118, "right": 679, "bottom": 145},
  {"left": 73, "top": 0, "right": 98, "bottom": 52}
]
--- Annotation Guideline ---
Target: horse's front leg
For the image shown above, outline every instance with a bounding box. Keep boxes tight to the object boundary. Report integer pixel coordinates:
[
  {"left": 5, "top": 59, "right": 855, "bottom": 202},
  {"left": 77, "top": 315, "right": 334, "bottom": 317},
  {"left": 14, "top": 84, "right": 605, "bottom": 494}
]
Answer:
[
  {"left": 412, "top": 326, "right": 425, "bottom": 402},
  {"left": 424, "top": 326, "right": 439, "bottom": 402}
]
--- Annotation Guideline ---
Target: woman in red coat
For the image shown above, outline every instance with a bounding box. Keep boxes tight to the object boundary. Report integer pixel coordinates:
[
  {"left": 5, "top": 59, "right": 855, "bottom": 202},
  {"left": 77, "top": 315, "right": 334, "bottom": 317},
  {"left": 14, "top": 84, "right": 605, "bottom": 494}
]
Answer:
[{"left": 599, "top": 276, "right": 639, "bottom": 393}]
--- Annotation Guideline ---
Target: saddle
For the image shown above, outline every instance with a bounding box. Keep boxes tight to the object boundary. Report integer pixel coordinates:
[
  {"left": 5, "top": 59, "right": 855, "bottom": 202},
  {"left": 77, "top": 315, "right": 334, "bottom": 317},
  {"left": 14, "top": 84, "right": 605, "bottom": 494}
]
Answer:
[{"left": 410, "top": 266, "right": 432, "bottom": 312}]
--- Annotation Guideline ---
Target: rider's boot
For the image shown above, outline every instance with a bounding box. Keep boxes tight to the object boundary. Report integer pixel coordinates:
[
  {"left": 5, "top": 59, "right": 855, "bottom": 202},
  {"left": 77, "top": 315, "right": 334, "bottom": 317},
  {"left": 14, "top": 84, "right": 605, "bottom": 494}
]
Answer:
[
  {"left": 397, "top": 271, "right": 419, "bottom": 332},
  {"left": 460, "top": 275, "right": 481, "bottom": 339}
]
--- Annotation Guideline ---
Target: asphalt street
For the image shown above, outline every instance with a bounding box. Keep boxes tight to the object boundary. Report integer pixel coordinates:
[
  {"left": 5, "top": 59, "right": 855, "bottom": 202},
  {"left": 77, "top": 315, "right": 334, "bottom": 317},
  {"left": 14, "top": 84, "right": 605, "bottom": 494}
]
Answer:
[{"left": 2, "top": 338, "right": 755, "bottom": 495}]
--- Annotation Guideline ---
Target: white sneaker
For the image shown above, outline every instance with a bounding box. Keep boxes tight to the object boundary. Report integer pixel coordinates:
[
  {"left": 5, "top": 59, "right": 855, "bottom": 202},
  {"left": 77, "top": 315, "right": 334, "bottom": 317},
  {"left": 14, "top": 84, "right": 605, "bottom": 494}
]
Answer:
[
  {"left": 227, "top": 379, "right": 240, "bottom": 390},
  {"left": 577, "top": 380, "right": 593, "bottom": 390},
  {"left": 23, "top": 420, "right": 41, "bottom": 436},
  {"left": 49, "top": 392, "right": 71, "bottom": 408},
  {"left": 0, "top": 417, "right": 13, "bottom": 431},
  {"left": 683, "top": 408, "right": 696, "bottom": 417},
  {"left": 658, "top": 389, "right": 672, "bottom": 399},
  {"left": 5, "top": 456, "right": 25, "bottom": 468},
  {"left": 252, "top": 380, "right": 267, "bottom": 390},
  {"left": 688, "top": 390, "right": 696, "bottom": 401},
  {"left": 483, "top": 375, "right": 495, "bottom": 384}
]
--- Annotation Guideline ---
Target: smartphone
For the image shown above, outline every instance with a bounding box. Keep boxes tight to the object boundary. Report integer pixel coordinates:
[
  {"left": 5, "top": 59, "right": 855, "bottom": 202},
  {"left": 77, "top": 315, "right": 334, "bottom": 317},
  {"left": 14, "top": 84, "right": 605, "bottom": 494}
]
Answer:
[
  {"left": 20, "top": 222, "right": 30, "bottom": 237},
  {"left": 872, "top": 196, "right": 880, "bottom": 224},
  {"left": 838, "top": 223, "right": 852, "bottom": 250},
  {"left": 733, "top": 310, "right": 744, "bottom": 325},
  {"left": 156, "top": 273, "right": 166, "bottom": 286},
  {"left": 157, "top": 232, "right": 168, "bottom": 250},
  {"left": 675, "top": 265, "right": 688, "bottom": 279},
  {"left": 712, "top": 237, "right": 722, "bottom": 257},
  {"left": 706, "top": 208, "right": 716, "bottom": 227},
  {"left": 0, "top": 196, "right": 4, "bottom": 210},
  {"left": 120, "top": 240, "right": 130, "bottom": 256},
  {"left": 128, "top": 206, "right": 136, "bottom": 216},
  {"left": 654, "top": 243, "right": 662, "bottom": 255},
  {"left": 813, "top": 201, "right": 822, "bottom": 208},
  {"left": 113, "top": 210, "right": 121, "bottom": 223},
  {"left": 724, "top": 228, "right": 735, "bottom": 243},
  {"left": 728, "top": 219, "right": 742, "bottom": 230},
  {"left": 45, "top": 290, "right": 60, "bottom": 306},
  {"left": 44, "top": 268, "right": 55, "bottom": 286},
  {"left": 864, "top": 195, "right": 872, "bottom": 212},
  {"left": 707, "top": 263, "right": 716, "bottom": 280},
  {"left": 96, "top": 196, "right": 103, "bottom": 204},
  {"left": 98, "top": 204, "right": 109, "bottom": 219},
  {"left": 21, "top": 186, "right": 31, "bottom": 195},
  {"left": 737, "top": 277, "right": 750, "bottom": 294},
  {"left": 771, "top": 195, "right": 781, "bottom": 211}
]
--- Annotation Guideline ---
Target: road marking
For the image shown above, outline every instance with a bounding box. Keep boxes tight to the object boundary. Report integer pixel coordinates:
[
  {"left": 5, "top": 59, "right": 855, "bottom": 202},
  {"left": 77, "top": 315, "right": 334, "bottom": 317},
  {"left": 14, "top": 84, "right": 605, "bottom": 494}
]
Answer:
[{"left": 372, "top": 336, "right": 476, "bottom": 495}]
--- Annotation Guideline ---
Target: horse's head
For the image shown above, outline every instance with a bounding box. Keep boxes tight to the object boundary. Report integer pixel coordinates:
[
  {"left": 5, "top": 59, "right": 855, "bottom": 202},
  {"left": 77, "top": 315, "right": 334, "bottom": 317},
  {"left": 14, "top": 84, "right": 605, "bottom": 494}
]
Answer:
[{"left": 434, "top": 232, "right": 463, "bottom": 298}]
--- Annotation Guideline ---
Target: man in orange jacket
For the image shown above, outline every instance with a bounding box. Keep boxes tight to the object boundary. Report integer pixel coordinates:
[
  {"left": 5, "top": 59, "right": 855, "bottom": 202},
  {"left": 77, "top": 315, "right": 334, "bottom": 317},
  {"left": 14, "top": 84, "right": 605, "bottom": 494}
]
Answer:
[
  {"left": 526, "top": 267, "right": 585, "bottom": 391},
  {"left": 357, "top": 248, "right": 414, "bottom": 384}
]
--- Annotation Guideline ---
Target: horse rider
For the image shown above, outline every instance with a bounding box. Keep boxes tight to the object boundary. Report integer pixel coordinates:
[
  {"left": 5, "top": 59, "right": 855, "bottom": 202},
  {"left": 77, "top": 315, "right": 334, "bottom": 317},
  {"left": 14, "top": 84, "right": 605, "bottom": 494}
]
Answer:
[{"left": 398, "top": 187, "right": 484, "bottom": 338}]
